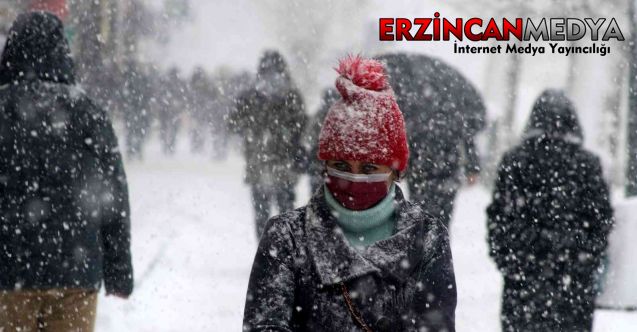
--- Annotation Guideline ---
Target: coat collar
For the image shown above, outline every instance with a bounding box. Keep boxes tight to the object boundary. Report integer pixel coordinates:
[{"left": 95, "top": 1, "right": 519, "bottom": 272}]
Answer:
[{"left": 305, "top": 185, "right": 428, "bottom": 286}]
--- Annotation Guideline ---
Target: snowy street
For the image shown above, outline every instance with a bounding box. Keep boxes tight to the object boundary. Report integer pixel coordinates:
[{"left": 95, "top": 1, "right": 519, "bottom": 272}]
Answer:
[
  {"left": 95, "top": 140, "right": 637, "bottom": 331},
  {"left": 2, "top": 1, "right": 636, "bottom": 331}
]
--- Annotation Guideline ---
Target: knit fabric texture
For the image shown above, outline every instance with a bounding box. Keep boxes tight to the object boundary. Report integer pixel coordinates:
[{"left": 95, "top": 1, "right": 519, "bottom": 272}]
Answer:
[{"left": 324, "top": 183, "right": 397, "bottom": 249}]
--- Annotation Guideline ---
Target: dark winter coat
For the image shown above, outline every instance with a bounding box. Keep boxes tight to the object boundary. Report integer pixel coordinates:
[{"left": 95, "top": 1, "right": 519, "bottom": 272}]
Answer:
[
  {"left": 377, "top": 53, "right": 485, "bottom": 180},
  {"left": 0, "top": 12, "right": 133, "bottom": 296},
  {"left": 157, "top": 69, "right": 185, "bottom": 120},
  {"left": 486, "top": 90, "right": 613, "bottom": 331},
  {"left": 0, "top": 12, "right": 74, "bottom": 86},
  {"left": 243, "top": 186, "right": 457, "bottom": 331},
  {"left": 188, "top": 68, "right": 215, "bottom": 124},
  {"left": 232, "top": 77, "right": 307, "bottom": 186},
  {"left": 122, "top": 64, "right": 153, "bottom": 133}
]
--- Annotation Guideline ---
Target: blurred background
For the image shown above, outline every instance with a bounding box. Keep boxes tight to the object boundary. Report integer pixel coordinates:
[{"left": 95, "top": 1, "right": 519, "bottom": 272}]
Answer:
[{"left": 1, "top": 0, "right": 636, "bottom": 331}]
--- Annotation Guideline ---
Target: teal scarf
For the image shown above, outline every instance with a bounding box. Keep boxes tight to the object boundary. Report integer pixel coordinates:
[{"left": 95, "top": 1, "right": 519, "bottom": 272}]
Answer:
[{"left": 324, "top": 183, "right": 397, "bottom": 249}]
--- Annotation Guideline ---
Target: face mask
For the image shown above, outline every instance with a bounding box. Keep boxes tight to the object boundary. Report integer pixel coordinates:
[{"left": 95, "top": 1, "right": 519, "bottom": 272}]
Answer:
[{"left": 325, "top": 167, "right": 392, "bottom": 211}]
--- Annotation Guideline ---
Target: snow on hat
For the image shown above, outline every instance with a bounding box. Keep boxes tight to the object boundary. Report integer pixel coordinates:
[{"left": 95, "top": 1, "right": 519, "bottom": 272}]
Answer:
[
  {"left": 30, "top": 0, "right": 69, "bottom": 20},
  {"left": 318, "top": 55, "right": 409, "bottom": 172}
]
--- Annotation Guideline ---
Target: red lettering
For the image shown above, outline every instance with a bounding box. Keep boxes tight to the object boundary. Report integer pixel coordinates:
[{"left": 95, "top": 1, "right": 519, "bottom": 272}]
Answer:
[
  {"left": 379, "top": 18, "right": 394, "bottom": 41},
  {"left": 378, "top": 16, "right": 523, "bottom": 42},
  {"left": 502, "top": 18, "right": 523, "bottom": 41},
  {"left": 395, "top": 18, "right": 413, "bottom": 41},
  {"left": 482, "top": 18, "right": 503, "bottom": 40},
  {"left": 464, "top": 18, "right": 483, "bottom": 41},
  {"left": 414, "top": 18, "right": 432, "bottom": 41},
  {"left": 433, "top": 14, "right": 441, "bottom": 40},
  {"left": 442, "top": 18, "right": 463, "bottom": 41}
]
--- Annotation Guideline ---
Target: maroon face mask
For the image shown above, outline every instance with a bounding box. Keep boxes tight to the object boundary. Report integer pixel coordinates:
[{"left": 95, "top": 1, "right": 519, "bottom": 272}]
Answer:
[{"left": 325, "top": 167, "right": 392, "bottom": 211}]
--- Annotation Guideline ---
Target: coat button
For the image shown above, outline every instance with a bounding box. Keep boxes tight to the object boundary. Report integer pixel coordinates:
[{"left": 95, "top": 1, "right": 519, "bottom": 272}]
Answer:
[{"left": 375, "top": 316, "right": 393, "bottom": 332}]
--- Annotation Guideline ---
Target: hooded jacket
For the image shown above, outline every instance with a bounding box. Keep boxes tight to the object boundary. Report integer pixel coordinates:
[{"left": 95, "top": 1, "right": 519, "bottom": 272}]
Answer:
[
  {"left": 486, "top": 90, "right": 613, "bottom": 331},
  {"left": 523, "top": 89, "right": 583, "bottom": 142},
  {"left": 0, "top": 12, "right": 133, "bottom": 296},
  {"left": 488, "top": 89, "right": 612, "bottom": 275},
  {"left": 243, "top": 186, "right": 456, "bottom": 332},
  {"left": 232, "top": 50, "right": 307, "bottom": 185},
  {"left": 0, "top": 11, "right": 74, "bottom": 85}
]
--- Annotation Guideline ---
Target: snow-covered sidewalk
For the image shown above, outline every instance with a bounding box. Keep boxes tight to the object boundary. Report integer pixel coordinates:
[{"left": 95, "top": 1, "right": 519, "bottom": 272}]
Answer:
[{"left": 96, "top": 146, "right": 637, "bottom": 331}]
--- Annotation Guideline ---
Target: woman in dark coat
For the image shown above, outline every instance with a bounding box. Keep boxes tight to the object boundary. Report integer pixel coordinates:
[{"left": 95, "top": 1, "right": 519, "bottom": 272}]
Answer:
[
  {"left": 243, "top": 56, "right": 456, "bottom": 332},
  {"left": 487, "top": 89, "right": 614, "bottom": 332}
]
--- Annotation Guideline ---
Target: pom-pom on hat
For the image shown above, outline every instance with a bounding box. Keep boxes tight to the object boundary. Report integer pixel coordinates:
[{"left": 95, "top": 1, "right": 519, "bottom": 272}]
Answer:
[{"left": 318, "top": 55, "right": 409, "bottom": 172}]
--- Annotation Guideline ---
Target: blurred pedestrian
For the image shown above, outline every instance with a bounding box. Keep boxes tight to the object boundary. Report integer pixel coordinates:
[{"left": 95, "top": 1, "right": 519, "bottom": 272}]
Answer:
[
  {"left": 157, "top": 67, "right": 184, "bottom": 155},
  {"left": 123, "top": 62, "right": 153, "bottom": 160},
  {"left": 243, "top": 55, "right": 456, "bottom": 332},
  {"left": 208, "top": 75, "right": 229, "bottom": 160},
  {"left": 306, "top": 87, "right": 339, "bottom": 193},
  {"left": 0, "top": 12, "right": 133, "bottom": 331},
  {"left": 232, "top": 50, "right": 307, "bottom": 238},
  {"left": 189, "top": 67, "right": 214, "bottom": 154},
  {"left": 379, "top": 53, "right": 486, "bottom": 227},
  {"left": 487, "top": 89, "right": 614, "bottom": 332}
]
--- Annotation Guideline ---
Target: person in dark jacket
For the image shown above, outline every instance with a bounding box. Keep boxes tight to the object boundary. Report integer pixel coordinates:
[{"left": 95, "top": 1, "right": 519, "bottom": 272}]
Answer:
[
  {"left": 0, "top": 12, "right": 133, "bottom": 331},
  {"left": 306, "top": 87, "right": 339, "bottom": 193},
  {"left": 487, "top": 89, "right": 614, "bottom": 332},
  {"left": 232, "top": 50, "right": 307, "bottom": 238},
  {"left": 378, "top": 53, "right": 486, "bottom": 228},
  {"left": 243, "top": 56, "right": 456, "bottom": 332},
  {"left": 156, "top": 67, "right": 184, "bottom": 155},
  {"left": 122, "top": 61, "right": 153, "bottom": 160},
  {"left": 189, "top": 66, "right": 214, "bottom": 153}
]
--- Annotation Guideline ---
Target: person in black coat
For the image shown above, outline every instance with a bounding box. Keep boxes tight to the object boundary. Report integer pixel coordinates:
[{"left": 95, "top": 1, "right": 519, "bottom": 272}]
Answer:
[
  {"left": 189, "top": 66, "right": 215, "bottom": 153},
  {"left": 122, "top": 61, "right": 153, "bottom": 160},
  {"left": 156, "top": 67, "right": 185, "bottom": 155},
  {"left": 243, "top": 56, "right": 456, "bottom": 332},
  {"left": 0, "top": 12, "right": 133, "bottom": 331},
  {"left": 232, "top": 50, "right": 307, "bottom": 239},
  {"left": 487, "top": 89, "right": 614, "bottom": 332},
  {"left": 378, "top": 53, "right": 486, "bottom": 228}
]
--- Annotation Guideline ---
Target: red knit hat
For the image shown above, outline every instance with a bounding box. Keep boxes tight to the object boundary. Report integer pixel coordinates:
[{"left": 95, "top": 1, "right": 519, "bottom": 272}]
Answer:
[
  {"left": 318, "top": 55, "right": 409, "bottom": 172},
  {"left": 30, "top": 0, "right": 69, "bottom": 20}
]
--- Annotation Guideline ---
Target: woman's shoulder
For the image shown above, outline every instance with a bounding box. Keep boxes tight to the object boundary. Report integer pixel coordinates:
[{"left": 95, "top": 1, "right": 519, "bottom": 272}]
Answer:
[
  {"left": 400, "top": 199, "right": 450, "bottom": 242},
  {"left": 398, "top": 199, "right": 453, "bottom": 274},
  {"left": 260, "top": 206, "right": 307, "bottom": 246}
]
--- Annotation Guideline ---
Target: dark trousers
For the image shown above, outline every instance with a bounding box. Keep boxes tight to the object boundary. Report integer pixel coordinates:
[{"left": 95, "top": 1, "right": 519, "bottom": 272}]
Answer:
[
  {"left": 251, "top": 183, "right": 295, "bottom": 239},
  {"left": 500, "top": 275, "right": 595, "bottom": 332},
  {"left": 408, "top": 176, "right": 460, "bottom": 228},
  {"left": 125, "top": 125, "right": 149, "bottom": 160}
]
